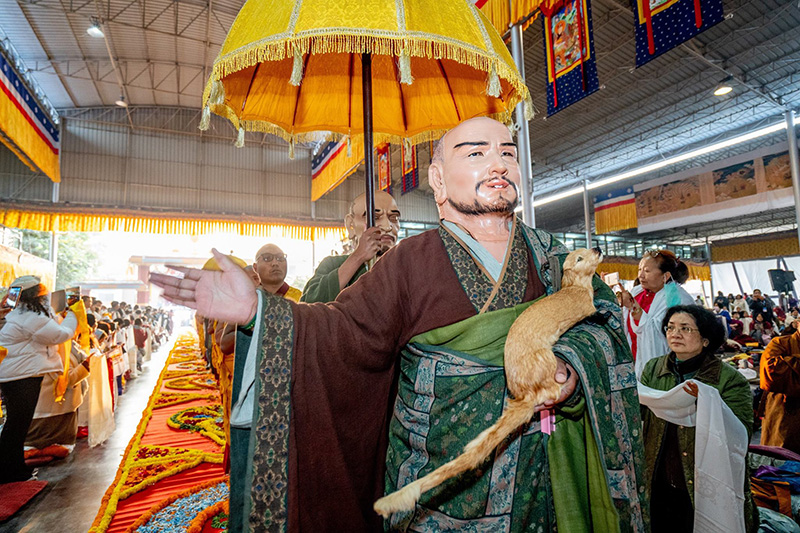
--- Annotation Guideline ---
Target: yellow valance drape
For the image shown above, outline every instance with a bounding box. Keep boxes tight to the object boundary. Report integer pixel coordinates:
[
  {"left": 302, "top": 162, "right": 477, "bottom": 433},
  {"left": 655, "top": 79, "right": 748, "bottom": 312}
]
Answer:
[
  {"left": 599, "top": 258, "right": 711, "bottom": 282},
  {"left": 0, "top": 208, "right": 346, "bottom": 242},
  {"left": 479, "top": 0, "right": 547, "bottom": 36},
  {"left": 712, "top": 236, "right": 800, "bottom": 263}
]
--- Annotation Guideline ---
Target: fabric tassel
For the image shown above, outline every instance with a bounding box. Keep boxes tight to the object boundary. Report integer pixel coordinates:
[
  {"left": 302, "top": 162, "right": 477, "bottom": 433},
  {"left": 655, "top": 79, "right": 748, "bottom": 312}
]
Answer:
[
  {"left": 486, "top": 63, "right": 501, "bottom": 98},
  {"left": 346, "top": 136, "right": 352, "bottom": 158},
  {"left": 399, "top": 52, "right": 413, "bottom": 85},
  {"left": 235, "top": 127, "right": 245, "bottom": 148},
  {"left": 403, "top": 137, "right": 412, "bottom": 153},
  {"left": 524, "top": 99, "right": 534, "bottom": 121},
  {"left": 199, "top": 107, "right": 211, "bottom": 131},
  {"left": 209, "top": 80, "right": 225, "bottom": 105},
  {"left": 290, "top": 50, "right": 304, "bottom": 86},
  {"left": 288, "top": 140, "right": 295, "bottom": 160}
]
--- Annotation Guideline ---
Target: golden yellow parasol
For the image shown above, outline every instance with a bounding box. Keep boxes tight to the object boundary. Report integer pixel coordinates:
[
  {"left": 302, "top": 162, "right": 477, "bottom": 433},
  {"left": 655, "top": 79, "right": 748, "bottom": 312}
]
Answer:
[{"left": 201, "top": 0, "right": 532, "bottom": 224}]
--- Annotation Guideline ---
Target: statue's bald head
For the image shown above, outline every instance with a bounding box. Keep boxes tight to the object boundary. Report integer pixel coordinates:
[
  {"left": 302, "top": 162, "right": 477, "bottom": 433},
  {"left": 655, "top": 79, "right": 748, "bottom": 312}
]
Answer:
[{"left": 346, "top": 190, "right": 401, "bottom": 253}]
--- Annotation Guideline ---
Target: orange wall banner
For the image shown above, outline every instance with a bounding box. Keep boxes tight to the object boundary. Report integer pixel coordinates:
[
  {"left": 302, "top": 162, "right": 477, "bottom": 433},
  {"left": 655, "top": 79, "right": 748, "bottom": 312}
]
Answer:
[{"left": 0, "top": 51, "right": 60, "bottom": 182}]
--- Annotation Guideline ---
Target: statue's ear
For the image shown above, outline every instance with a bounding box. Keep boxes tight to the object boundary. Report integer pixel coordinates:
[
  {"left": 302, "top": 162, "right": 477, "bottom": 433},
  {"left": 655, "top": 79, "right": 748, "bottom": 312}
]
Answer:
[
  {"left": 428, "top": 162, "right": 446, "bottom": 205},
  {"left": 344, "top": 212, "right": 355, "bottom": 239}
]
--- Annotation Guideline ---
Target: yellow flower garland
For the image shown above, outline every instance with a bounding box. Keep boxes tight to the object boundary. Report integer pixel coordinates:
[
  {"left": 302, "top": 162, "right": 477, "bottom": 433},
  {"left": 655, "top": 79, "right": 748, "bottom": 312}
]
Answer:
[{"left": 89, "top": 332, "right": 223, "bottom": 533}]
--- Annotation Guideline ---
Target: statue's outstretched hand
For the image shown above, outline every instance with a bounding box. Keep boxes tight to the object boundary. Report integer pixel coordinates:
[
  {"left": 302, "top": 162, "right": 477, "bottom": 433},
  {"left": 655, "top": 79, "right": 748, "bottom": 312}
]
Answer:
[{"left": 150, "top": 248, "right": 258, "bottom": 325}]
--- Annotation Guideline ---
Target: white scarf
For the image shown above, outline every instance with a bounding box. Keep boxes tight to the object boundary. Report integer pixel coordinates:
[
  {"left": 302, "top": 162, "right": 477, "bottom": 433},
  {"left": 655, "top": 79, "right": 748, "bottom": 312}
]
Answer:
[
  {"left": 631, "top": 283, "right": 696, "bottom": 377},
  {"left": 637, "top": 381, "right": 748, "bottom": 533}
]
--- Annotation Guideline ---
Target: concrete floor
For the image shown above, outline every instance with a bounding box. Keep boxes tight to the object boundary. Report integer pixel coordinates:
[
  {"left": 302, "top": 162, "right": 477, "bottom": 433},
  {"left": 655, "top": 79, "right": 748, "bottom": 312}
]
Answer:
[{"left": 0, "top": 345, "right": 169, "bottom": 533}]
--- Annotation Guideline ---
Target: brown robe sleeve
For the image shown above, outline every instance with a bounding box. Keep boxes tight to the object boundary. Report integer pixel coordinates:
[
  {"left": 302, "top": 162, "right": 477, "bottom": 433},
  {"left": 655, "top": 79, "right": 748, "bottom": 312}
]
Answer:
[
  {"left": 760, "top": 333, "right": 800, "bottom": 396},
  {"left": 284, "top": 230, "right": 476, "bottom": 532}
]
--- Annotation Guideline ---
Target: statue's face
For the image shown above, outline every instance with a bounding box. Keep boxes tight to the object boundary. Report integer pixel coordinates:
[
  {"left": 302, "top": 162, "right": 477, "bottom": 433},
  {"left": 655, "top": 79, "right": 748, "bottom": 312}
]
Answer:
[
  {"left": 432, "top": 117, "right": 520, "bottom": 217},
  {"left": 347, "top": 191, "right": 401, "bottom": 254},
  {"left": 254, "top": 244, "right": 287, "bottom": 287}
]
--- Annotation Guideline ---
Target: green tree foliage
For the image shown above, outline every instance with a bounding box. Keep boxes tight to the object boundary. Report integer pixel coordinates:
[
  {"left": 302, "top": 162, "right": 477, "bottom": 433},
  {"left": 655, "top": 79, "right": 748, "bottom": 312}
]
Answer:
[
  {"left": 55, "top": 233, "right": 99, "bottom": 289},
  {"left": 15, "top": 229, "right": 98, "bottom": 289}
]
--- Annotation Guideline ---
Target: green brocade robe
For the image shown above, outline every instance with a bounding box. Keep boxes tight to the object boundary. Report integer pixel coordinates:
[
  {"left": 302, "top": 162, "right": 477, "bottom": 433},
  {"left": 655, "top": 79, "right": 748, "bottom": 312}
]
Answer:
[{"left": 243, "top": 221, "right": 647, "bottom": 533}]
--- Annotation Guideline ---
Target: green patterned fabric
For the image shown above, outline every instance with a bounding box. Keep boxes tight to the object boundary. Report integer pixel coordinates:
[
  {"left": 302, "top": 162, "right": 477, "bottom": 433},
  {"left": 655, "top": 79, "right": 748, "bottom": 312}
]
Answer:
[
  {"left": 439, "top": 222, "right": 529, "bottom": 313},
  {"left": 244, "top": 295, "right": 294, "bottom": 533},
  {"left": 383, "top": 223, "right": 648, "bottom": 532}
]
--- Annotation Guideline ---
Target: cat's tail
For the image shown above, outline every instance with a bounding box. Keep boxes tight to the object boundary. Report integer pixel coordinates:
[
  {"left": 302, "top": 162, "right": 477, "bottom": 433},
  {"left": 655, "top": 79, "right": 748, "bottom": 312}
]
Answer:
[{"left": 374, "top": 393, "right": 543, "bottom": 518}]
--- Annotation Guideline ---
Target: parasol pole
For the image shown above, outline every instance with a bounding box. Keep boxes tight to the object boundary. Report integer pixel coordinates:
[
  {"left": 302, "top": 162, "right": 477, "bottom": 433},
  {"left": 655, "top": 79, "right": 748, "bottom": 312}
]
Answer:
[{"left": 362, "top": 53, "right": 376, "bottom": 228}]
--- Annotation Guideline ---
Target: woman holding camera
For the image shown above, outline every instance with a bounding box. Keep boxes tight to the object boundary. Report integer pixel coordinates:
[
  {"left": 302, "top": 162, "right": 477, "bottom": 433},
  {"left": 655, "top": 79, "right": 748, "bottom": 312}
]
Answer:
[{"left": 0, "top": 276, "right": 77, "bottom": 483}]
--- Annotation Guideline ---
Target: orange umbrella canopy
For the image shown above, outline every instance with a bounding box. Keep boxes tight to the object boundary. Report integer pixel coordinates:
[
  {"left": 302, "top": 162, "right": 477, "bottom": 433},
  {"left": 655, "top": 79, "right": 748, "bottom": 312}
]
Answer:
[{"left": 201, "top": 0, "right": 532, "bottom": 147}]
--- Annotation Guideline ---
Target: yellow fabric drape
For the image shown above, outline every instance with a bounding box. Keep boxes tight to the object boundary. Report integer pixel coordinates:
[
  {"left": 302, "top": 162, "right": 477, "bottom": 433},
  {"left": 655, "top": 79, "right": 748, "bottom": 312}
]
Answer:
[
  {"left": 598, "top": 259, "right": 710, "bottom": 282},
  {"left": 595, "top": 203, "right": 638, "bottom": 235},
  {"left": 712, "top": 237, "right": 800, "bottom": 263},
  {"left": 0, "top": 78, "right": 59, "bottom": 182},
  {"left": 0, "top": 208, "right": 346, "bottom": 242},
  {"left": 0, "top": 244, "right": 55, "bottom": 290},
  {"left": 54, "top": 299, "right": 91, "bottom": 403},
  {"left": 479, "top": 0, "right": 544, "bottom": 35},
  {"left": 311, "top": 136, "right": 365, "bottom": 202}
]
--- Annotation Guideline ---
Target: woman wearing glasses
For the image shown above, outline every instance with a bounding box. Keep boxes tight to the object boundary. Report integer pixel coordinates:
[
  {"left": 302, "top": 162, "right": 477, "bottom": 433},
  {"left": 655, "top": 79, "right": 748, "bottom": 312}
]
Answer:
[
  {"left": 640, "top": 305, "right": 757, "bottom": 532},
  {"left": 621, "top": 248, "right": 695, "bottom": 377}
]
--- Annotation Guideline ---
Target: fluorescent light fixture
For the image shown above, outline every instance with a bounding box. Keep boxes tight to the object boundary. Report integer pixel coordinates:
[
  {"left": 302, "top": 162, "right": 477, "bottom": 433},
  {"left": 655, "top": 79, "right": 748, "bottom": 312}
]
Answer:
[
  {"left": 713, "top": 77, "right": 733, "bottom": 96},
  {"left": 87, "top": 18, "right": 104, "bottom": 38},
  {"left": 532, "top": 121, "right": 787, "bottom": 207},
  {"left": 115, "top": 95, "right": 128, "bottom": 107}
]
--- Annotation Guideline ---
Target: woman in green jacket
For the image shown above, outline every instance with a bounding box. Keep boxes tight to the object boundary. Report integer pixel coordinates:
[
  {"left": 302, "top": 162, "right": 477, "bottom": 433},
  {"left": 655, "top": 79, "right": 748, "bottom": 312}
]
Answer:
[{"left": 640, "top": 304, "right": 758, "bottom": 532}]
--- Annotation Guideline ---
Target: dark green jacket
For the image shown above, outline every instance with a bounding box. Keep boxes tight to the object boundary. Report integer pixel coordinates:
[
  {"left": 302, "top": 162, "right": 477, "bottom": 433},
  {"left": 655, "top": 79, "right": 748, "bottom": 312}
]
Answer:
[
  {"left": 640, "top": 352, "right": 758, "bottom": 532},
  {"left": 300, "top": 254, "right": 368, "bottom": 303}
]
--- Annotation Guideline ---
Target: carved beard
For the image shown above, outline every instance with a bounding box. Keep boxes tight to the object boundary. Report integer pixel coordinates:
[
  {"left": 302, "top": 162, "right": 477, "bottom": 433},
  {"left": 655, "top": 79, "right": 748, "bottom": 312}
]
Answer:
[{"left": 447, "top": 178, "right": 519, "bottom": 216}]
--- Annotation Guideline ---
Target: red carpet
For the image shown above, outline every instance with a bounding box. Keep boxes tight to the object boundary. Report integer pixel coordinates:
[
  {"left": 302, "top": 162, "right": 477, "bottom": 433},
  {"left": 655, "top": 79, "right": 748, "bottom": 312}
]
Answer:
[{"left": 0, "top": 480, "right": 48, "bottom": 522}]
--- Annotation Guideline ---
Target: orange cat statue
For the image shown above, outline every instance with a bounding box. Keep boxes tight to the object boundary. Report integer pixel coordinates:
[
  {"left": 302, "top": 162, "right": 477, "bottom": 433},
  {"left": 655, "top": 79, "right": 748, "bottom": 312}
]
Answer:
[{"left": 374, "top": 247, "right": 603, "bottom": 518}]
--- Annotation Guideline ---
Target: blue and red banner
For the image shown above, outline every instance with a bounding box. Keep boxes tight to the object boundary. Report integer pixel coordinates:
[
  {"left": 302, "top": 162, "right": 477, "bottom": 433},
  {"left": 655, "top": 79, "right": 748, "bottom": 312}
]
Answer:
[
  {"left": 401, "top": 144, "right": 419, "bottom": 194},
  {"left": 631, "top": 0, "right": 724, "bottom": 67},
  {"left": 0, "top": 51, "right": 60, "bottom": 182},
  {"left": 594, "top": 187, "right": 637, "bottom": 234},
  {"left": 377, "top": 143, "right": 392, "bottom": 194},
  {"left": 310, "top": 136, "right": 364, "bottom": 201},
  {"left": 541, "top": 0, "right": 599, "bottom": 116}
]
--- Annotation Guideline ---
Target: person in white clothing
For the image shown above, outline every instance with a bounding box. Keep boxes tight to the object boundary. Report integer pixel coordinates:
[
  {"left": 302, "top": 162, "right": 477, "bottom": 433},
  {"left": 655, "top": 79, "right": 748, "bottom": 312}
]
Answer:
[
  {"left": 620, "top": 249, "right": 696, "bottom": 377},
  {"left": 0, "top": 276, "right": 78, "bottom": 482}
]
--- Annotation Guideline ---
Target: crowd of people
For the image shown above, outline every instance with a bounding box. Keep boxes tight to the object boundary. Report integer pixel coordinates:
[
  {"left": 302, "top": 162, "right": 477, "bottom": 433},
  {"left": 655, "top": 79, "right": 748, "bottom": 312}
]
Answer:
[
  {"left": 0, "top": 280, "right": 173, "bottom": 484},
  {"left": 706, "top": 289, "right": 800, "bottom": 347}
]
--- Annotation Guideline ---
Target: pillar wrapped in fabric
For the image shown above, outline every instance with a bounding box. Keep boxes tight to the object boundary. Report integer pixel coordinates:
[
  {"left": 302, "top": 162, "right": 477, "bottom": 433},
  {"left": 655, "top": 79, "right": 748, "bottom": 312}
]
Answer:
[
  {"left": 0, "top": 51, "right": 60, "bottom": 182},
  {"left": 541, "top": 0, "right": 599, "bottom": 116},
  {"left": 631, "top": 0, "right": 724, "bottom": 67}
]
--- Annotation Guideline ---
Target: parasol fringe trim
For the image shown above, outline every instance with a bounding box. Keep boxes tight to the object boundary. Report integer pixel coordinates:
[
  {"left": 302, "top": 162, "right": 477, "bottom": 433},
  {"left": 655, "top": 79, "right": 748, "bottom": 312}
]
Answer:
[
  {"left": 524, "top": 98, "right": 535, "bottom": 121},
  {"left": 207, "top": 33, "right": 528, "bottom": 106},
  {"left": 290, "top": 49, "right": 304, "bottom": 86},
  {"left": 235, "top": 117, "right": 512, "bottom": 148},
  {"left": 399, "top": 51, "right": 413, "bottom": 85},
  {"left": 199, "top": 107, "right": 211, "bottom": 131},
  {"left": 235, "top": 127, "right": 245, "bottom": 148},
  {"left": 486, "top": 63, "right": 501, "bottom": 98}
]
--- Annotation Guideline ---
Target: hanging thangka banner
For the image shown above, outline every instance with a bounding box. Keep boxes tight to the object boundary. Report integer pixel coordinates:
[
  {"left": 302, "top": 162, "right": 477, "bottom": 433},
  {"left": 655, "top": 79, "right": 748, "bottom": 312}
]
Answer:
[
  {"left": 631, "top": 0, "right": 724, "bottom": 67},
  {"left": 377, "top": 143, "right": 391, "bottom": 194},
  {"left": 541, "top": 0, "right": 599, "bottom": 116},
  {"left": 401, "top": 144, "right": 419, "bottom": 194}
]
